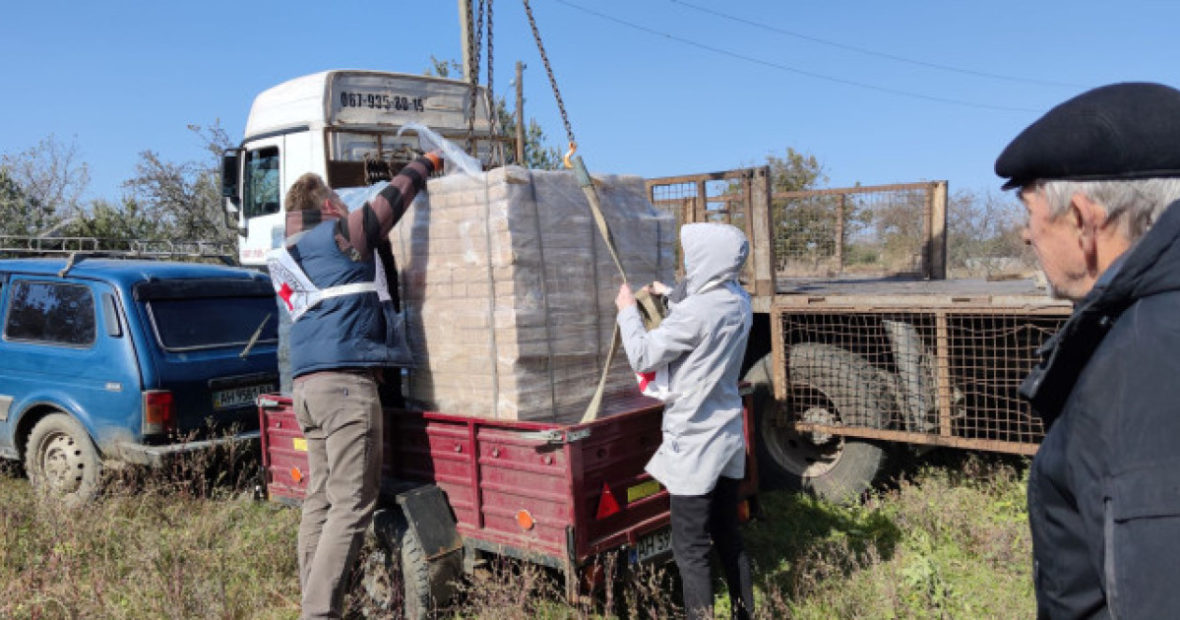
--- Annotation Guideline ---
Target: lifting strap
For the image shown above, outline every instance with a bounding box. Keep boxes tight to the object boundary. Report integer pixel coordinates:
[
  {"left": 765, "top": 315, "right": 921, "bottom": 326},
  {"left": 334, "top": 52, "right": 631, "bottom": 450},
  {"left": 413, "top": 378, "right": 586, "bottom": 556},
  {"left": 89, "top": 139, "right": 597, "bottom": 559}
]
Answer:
[
  {"left": 570, "top": 155, "right": 627, "bottom": 424},
  {"left": 524, "top": 0, "right": 664, "bottom": 423}
]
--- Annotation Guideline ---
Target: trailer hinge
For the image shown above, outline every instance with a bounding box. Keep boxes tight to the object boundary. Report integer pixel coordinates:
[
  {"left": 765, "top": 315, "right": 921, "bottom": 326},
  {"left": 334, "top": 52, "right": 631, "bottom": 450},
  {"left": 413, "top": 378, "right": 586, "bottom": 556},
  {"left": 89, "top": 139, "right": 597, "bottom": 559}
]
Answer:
[{"left": 519, "top": 428, "right": 591, "bottom": 444}]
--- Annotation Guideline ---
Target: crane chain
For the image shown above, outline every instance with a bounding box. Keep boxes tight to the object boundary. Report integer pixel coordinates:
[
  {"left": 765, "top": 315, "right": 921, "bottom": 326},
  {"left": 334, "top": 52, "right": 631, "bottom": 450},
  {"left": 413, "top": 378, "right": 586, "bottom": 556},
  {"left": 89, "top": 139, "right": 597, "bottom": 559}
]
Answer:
[
  {"left": 465, "top": 0, "right": 484, "bottom": 153},
  {"left": 486, "top": 0, "right": 495, "bottom": 125},
  {"left": 486, "top": 0, "right": 507, "bottom": 165},
  {"left": 522, "top": 0, "right": 576, "bottom": 149}
]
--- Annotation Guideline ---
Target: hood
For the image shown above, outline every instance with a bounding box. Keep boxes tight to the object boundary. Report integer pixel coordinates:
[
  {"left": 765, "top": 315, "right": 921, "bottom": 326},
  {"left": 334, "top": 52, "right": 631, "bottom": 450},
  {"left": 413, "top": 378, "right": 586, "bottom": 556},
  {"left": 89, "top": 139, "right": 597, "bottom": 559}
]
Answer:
[{"left": 681, "top": 223, "right": 749, "bottom": 294}]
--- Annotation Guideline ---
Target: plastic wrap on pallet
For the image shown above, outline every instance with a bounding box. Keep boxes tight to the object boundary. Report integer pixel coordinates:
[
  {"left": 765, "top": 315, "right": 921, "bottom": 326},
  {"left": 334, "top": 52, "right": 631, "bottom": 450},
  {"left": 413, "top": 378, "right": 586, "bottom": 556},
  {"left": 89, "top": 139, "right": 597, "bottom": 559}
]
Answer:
[{"left": 388, "top": 166, "right": 676, "bottom": 422}]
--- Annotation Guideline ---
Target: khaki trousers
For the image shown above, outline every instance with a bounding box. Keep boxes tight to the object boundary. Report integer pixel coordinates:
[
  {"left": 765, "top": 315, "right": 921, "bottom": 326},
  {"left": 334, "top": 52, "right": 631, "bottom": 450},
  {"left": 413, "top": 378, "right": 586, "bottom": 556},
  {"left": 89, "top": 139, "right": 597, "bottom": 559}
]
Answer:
[{"left": 293, "top": 372, "right": 382, "bottom": 619}]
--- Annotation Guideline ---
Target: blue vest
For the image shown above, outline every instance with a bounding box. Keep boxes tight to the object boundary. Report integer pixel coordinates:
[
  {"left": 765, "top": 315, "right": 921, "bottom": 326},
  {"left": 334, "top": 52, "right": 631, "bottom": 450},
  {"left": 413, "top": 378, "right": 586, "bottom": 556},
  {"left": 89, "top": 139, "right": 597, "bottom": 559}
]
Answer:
[{"left": 288, "top": 222, "right": 413, "bottom": 378}]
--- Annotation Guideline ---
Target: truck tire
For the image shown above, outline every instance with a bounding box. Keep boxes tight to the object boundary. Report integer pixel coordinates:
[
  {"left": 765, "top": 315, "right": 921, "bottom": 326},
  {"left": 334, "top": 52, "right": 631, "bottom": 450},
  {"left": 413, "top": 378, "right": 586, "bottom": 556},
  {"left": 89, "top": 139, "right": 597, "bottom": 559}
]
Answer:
[
  {"left": 24, "top": 413, "right": 103, "bottom": 504},
  {"left": 743, "top": 345, "right": 893, "bottom": 503}
]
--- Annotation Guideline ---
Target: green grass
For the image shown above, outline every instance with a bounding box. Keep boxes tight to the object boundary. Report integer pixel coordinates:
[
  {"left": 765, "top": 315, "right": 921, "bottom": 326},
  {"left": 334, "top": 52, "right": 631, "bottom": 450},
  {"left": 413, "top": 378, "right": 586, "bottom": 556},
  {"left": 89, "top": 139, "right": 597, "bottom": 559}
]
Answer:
[
  {"left": 0, "top": 453, "right": 1035, "bottom": 619},
  {"left": 744, "top": 454, "right": 1035, "bottom": 619}
]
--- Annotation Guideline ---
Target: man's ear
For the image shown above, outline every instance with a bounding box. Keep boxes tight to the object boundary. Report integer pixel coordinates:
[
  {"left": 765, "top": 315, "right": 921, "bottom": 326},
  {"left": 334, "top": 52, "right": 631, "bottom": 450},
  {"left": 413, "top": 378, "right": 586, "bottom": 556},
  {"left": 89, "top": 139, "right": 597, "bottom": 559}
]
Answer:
[{"left": 1070, "top": 192, "right": 1108, "bottom": 269}]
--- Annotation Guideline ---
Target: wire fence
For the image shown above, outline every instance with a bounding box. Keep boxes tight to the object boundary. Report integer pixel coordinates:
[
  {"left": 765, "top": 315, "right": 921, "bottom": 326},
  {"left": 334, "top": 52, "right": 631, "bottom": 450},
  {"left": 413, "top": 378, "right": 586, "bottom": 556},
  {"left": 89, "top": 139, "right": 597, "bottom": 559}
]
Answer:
[
  {"left": 648, "top": 174, "right": 948, "bottom": 284},
  {"left": 774, "top": 183, "right": 941, "bottom": 278},
  {"left": 647, "top": 170, "right": 758, "bottom": 289},
  {"left": 778, "top": 308, "right": 1066, "bottom": 453}
]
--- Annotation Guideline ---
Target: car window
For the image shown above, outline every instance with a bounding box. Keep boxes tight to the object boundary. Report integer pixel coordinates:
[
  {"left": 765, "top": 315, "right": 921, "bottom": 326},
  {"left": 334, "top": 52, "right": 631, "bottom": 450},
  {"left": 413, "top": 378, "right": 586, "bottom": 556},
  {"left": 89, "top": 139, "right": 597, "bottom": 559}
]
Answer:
[
  {"left": 4, "top": 280, "right": 96, "bottom": 346},
  {"left": 147, "top": 296, "right": 278, "bottom": 351}
]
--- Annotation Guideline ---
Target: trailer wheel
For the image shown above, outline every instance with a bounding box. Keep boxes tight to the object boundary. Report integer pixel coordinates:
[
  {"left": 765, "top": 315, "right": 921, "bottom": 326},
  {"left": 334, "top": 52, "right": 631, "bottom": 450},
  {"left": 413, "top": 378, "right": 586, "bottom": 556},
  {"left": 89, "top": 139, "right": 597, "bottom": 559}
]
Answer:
[
  {"left": 396, "top": 513, "right": 433, "bottom": 620},
  {"left": 24, "top": 413, "right": 102, "bottom": 505},
  {"left": 744, "top": 345, "right": 893, "bottom": 503},
  {"left": 363, "top": 506, "right": 459, "bottom": 619}
]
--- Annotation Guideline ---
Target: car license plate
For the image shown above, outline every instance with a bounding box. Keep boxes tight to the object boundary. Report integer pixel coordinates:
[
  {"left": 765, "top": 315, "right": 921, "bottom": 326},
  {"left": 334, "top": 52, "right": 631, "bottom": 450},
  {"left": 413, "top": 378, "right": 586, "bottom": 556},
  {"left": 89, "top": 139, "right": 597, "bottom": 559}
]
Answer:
[
  {"left": 630, "top": 527, "right": 673, "bottom": 564},
  {"left": 212, "top": 384, "right": 273, "bottom": 410}
]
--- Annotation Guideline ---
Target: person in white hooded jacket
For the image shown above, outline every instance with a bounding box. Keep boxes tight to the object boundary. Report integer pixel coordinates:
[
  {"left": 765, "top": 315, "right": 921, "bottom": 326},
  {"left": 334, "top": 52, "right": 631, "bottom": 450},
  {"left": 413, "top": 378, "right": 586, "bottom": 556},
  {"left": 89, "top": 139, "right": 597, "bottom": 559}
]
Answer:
[{"left": 615, "top": 222, "right": 755, "bottom": 620}]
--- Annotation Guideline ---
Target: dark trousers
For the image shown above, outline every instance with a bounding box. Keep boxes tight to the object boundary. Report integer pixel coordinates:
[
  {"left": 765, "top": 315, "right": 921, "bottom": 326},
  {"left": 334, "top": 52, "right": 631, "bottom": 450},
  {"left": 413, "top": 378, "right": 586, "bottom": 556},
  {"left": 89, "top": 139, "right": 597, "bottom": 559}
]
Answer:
[{"left": 669, "top": 476, "right": 754, "bottom": 620}]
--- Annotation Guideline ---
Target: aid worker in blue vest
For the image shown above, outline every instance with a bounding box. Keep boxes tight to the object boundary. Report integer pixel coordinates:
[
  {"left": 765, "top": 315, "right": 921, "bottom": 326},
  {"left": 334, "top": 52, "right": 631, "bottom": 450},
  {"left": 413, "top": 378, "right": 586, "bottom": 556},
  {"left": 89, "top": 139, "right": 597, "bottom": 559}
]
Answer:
[
  {"left": 614, "top": 222, "right": 755, "bottom": 620},
  {"left": 274, "top": 151, "right": 442, "bottom": 619}
]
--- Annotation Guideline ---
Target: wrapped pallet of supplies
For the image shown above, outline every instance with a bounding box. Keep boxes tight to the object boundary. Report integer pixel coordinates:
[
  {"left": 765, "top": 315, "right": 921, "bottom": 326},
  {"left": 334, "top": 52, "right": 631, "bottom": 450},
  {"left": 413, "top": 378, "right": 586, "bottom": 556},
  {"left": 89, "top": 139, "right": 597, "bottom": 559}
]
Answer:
[{"left": 387, "top": 165, "right": 676, "bottom": 422}]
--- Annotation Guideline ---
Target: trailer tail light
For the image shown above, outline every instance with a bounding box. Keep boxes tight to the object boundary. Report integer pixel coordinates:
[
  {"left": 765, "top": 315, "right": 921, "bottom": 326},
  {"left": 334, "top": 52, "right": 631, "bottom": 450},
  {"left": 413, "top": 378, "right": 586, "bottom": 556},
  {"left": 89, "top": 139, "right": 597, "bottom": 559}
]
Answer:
[
  {"left": 143, "top": 390, "right": 176, "bottom": 436},
  {"left": 515, "top": 509, "right": 535, "bottom": 531},
  {"left": 596, "top": 482, "right": 621, "bottom": 519}
]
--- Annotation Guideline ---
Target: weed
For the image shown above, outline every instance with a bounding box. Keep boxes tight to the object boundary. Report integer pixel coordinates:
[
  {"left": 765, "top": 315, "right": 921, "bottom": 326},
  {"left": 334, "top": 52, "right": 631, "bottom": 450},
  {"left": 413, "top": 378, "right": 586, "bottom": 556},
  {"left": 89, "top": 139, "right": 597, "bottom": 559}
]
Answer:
[{"left": 0, "top": 452, "right": 1035, "bottom": 619}]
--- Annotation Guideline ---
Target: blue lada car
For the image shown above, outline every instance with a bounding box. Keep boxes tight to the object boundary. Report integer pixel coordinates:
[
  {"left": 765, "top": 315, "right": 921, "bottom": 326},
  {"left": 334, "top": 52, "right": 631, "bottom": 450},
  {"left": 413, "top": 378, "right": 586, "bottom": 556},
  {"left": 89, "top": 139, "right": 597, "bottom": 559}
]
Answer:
[{"left": 0, "top": 257, "right": 278, "bottom": 502}]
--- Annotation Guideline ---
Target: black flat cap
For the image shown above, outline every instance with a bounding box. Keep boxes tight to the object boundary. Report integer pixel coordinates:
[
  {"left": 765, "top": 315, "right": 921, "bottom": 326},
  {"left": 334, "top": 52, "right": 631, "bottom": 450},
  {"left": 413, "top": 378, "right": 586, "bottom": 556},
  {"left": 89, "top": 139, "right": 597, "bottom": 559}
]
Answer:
[{"left": 995, "top": 82, "right": 1180, "bottom": 190}]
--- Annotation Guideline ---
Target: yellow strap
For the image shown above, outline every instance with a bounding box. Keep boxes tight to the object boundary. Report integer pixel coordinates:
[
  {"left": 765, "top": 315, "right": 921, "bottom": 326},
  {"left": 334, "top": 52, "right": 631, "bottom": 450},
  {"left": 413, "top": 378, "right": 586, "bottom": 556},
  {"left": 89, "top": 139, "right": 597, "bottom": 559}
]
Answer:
[
  {"left": 634, "top": 288, "right": 667, "bottom": 331},
  {"left": 570, "top": 154, "right": 668, "bottom": 424}
]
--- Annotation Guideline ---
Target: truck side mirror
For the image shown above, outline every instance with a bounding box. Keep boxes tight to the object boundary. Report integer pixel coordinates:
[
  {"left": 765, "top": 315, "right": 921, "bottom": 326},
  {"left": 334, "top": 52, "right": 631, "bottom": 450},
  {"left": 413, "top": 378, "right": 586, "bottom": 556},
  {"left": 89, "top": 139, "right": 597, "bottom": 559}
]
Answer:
[
  {"left": 221, "top": 149, "right": 242, "bottom": 201},
  {"left": 223, "top": 201, "right": 243, "bottom": 234}
]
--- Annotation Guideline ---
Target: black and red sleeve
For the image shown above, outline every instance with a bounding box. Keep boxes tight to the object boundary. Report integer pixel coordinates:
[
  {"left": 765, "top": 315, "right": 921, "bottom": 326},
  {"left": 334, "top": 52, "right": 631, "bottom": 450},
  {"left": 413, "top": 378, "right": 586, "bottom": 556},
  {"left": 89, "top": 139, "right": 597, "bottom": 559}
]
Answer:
[{"left": 334, "top": 154, "right": 439, "bottom": 260}]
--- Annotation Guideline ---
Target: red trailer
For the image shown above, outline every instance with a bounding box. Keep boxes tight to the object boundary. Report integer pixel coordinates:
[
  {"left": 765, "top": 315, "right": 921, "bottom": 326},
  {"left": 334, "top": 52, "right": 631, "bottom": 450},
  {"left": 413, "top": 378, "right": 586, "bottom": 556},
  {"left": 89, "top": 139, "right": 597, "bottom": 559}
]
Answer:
[{"left": 257, "top": 389, "right": 756, "bottom": 614}]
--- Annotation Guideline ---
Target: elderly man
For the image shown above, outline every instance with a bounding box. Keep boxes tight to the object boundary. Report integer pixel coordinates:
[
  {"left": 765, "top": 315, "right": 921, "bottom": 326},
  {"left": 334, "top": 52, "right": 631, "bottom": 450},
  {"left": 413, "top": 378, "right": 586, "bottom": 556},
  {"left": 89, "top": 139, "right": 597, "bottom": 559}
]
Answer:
[{"left": 996, "top": 82, "right": 1180, "bottom": 618}]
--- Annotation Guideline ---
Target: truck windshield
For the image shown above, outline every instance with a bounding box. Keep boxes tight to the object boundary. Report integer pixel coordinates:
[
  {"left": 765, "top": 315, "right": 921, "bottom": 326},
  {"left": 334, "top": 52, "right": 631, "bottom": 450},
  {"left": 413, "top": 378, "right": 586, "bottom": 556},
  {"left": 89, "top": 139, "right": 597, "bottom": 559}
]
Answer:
[{"left": 147, "top": 296, "right": 278, "bottom": 352}]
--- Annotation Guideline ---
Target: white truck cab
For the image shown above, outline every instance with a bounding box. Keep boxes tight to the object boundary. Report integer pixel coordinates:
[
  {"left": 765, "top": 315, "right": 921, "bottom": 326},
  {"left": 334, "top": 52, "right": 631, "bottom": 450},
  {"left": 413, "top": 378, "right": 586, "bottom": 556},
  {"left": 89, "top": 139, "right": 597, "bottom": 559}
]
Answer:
[{"left": 221, "top": 70, "right": 498, "bottom": 266}]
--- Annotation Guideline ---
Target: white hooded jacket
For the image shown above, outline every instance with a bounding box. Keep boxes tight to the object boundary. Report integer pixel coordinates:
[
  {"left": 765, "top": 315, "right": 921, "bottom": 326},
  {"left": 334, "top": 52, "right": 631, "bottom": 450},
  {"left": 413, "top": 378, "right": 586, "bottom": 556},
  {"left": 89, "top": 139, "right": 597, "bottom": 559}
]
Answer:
[{"left": 616, "top": 223, "right": 753, "bottom": 495}]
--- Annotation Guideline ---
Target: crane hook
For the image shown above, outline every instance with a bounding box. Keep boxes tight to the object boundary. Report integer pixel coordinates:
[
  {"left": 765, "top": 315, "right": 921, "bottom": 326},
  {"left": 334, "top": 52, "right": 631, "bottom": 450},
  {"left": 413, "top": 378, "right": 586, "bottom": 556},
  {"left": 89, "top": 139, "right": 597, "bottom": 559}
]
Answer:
[{"left": 563, "top": 142, "right": 578, "bottom": 169}]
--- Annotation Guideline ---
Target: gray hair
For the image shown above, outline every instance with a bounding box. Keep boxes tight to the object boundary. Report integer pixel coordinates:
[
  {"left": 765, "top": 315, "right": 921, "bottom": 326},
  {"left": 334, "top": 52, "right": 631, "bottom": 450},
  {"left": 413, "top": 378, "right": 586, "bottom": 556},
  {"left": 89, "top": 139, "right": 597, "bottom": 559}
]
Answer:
[{"left": 1036, "top": 178, "right": 1180, "bottom": 241}]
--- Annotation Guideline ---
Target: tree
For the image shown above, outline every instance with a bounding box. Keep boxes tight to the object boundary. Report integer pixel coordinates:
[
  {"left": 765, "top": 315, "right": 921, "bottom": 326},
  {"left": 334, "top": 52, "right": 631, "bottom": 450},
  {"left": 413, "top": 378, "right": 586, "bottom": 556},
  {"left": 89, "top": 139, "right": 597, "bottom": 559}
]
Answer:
[
  {"left": 60, "top": 198, "right": 162, "bottom": 240},
  {"left": 491, "top": 97, "right": 563, "bottom": 170},
  {"left": 0, "top": 167, "right": 41, "bottom": 236},
  {"left": 863, "top": 189, "right": 930, "bottom": 273},
  {"left": 764, "top": 148, "right": 842, "bottom": 274},
  {"left": 768, "top": 148, "right": 827, "bottom": 193},
  {"left": 0, "top": 135, "right": 89, "bottom": 236},
  {"left": 947, "top": 189, "right": 1031, "bottom": 275},
  {"left": 120, "top": 122, "right": 235, "bottom": 245},
  {"left": 425, "top": 55, "right": 463, "bottom": 78}
]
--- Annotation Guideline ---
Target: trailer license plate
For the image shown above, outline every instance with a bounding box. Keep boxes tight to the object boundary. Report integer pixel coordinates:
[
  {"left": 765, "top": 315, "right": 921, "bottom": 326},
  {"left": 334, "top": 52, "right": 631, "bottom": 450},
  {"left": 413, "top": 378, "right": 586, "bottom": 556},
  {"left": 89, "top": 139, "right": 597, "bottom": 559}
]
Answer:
[
  {"left": 631, "top": 527, "right": 673, "bottom": 564},
  {"left": 213, "top": 384, "right": 273, "bottom": 410}
]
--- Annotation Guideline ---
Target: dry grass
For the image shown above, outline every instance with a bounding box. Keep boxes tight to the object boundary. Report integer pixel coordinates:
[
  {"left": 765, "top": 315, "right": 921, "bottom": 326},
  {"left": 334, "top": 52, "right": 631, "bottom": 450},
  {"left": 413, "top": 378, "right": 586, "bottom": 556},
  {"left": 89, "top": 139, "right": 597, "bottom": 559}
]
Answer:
[
  {"left": 0, "top": 457, "right": 300, "bottom": 619},
  {"left": 0, "top": 451, "right": 1034, "bottom": 619}
]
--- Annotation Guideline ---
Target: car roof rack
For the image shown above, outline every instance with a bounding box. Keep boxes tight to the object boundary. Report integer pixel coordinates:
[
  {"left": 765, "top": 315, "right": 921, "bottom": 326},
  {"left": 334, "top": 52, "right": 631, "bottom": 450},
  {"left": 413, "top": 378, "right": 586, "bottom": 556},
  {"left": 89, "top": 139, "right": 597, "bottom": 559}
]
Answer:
[{"left": 0, "top": 236, "right": 237, "bottom": 273}]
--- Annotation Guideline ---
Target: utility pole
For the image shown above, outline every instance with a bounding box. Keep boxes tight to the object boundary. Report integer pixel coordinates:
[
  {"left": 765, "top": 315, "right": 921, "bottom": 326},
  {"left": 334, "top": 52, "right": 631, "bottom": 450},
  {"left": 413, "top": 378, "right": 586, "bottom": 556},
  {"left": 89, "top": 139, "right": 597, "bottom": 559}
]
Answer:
[
  {"left": 515, "top": 61, "right": 525, "bottom": 164},
  {"left": 459, "top": 0, "right": 473, "bottom": 82}
]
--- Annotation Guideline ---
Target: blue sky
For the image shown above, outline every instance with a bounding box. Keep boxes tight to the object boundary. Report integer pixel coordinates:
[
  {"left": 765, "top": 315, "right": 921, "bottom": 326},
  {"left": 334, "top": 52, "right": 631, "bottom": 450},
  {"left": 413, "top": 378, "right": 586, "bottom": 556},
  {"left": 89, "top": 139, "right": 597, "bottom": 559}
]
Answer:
[{"left": 2, "top": 1, "right": 1178, "bottom": 204}]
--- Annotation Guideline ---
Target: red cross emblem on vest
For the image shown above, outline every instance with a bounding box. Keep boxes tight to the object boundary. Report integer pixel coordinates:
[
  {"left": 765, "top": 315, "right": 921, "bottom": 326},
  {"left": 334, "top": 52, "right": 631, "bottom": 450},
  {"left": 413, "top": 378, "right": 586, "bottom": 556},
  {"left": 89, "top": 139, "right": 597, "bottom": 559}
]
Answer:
[{"left": 278, "top": 282, "right": 294, "bottom": 311}]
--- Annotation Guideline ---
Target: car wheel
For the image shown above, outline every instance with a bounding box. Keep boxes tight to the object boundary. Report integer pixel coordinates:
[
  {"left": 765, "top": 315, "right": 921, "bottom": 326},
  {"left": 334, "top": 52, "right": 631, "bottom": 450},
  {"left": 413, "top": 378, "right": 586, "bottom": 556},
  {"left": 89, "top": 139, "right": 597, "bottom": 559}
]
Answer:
[{"left": 25, "top": 413, "right": 103, "bottom": 504}]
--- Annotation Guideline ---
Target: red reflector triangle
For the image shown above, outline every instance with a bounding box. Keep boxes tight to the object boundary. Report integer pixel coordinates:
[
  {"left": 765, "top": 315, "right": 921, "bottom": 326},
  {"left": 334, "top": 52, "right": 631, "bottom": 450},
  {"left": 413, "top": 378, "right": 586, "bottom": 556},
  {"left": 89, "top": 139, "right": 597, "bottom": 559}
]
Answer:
[{"left": 596, "top": 481, "right": 621, "bottom": 519}]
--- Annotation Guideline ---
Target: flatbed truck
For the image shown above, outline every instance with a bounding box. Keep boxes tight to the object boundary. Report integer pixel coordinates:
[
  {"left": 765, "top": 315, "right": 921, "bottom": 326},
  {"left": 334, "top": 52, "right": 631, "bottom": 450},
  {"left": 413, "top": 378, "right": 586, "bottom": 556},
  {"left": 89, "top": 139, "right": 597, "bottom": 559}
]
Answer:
[{"left": 646, "top": 168, "right": 1070, "bottom": 501}]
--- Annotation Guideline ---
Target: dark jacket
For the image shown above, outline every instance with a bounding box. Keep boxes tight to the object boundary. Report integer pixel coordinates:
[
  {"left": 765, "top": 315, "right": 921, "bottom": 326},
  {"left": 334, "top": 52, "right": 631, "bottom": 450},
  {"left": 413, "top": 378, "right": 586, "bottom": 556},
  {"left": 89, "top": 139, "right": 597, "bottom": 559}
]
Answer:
[
  {"left": 286, "top": 156, "right": 435, "bottom": 378},
  {"left": 1022, "top": 199, "right": 1180, "bottom": 619}
]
